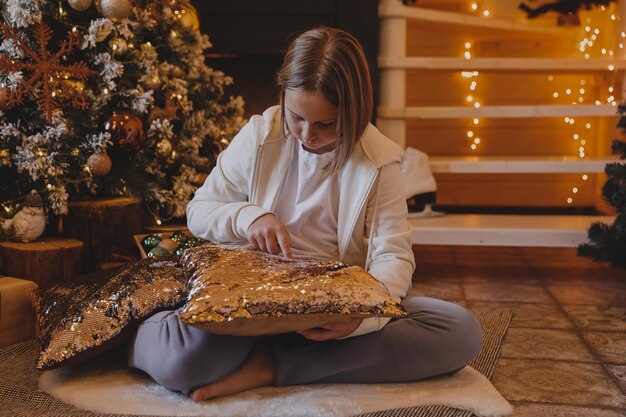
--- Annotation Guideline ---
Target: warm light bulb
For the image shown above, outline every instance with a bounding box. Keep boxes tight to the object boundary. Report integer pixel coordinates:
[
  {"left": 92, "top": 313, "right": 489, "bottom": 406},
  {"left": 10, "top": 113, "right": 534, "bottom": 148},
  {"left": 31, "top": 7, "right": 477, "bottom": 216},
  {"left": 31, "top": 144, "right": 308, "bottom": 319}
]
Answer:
[
  {"left": 465, "top": 41, "right": 472, "bottom": 49},
  {"left": 467, "top": 131, "right": 474, "bottom": 138},
  {"left": 565, "top": 89, "right": 571, "bottom": 95},
  {"left": 553, "top": 92, "right": 559, "bottom": 98},
  {"left": 471, "top": 3, "right": 478, "bottom": 10},
  {"left": 474, "top": 102, "right": 480, "bottom": 108},
  {"left": 586, "top": 123, "right": 591, "bottom": 129},
  {"left": 474, "top": 138, "right": 481, "bottom": 144},
  {"left": 483, "top": 10, "right": 490, "bottom": 17},
  {"left": 548, "top": 75, "right": 554, "bottom": 81},
  {"left": 470, "top": 144, "right": 477, "bottom": 150},
  {"left": 473, "top": 118, "right": 480, "bottom": 125},
  {"left": 466, "top": 95, "right": 474, "bottom": 102},
  {"left": 156, "top": 219, "right": 162, "bottom": 225},
  {"left": 572, "top": 187, "right": 578, "bottom": 193},
  {"left": 581, "top": 140, "right": 586, "bottom": 145},
  {"left": 573, "top": 134, "right": 579, "bottom": 140},
  {"left": 567, "top": 198, "right": 573, "bottom": 204},
  {"left": 464, "top": 51, "right": 472, "bottom": 59},
  {"left": 582, "top": 174, "right": 588, "bottom": 180},
  {"left": 608, "top": 65, "right": 615, "bottom": 71}
]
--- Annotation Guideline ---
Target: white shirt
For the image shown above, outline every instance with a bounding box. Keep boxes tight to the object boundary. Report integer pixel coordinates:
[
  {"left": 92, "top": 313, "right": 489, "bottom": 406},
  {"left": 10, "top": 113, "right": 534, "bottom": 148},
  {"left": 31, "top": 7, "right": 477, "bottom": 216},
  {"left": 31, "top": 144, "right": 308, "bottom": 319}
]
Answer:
[{"left": 274, "top": 140, "right": 340, "bottom": 260}]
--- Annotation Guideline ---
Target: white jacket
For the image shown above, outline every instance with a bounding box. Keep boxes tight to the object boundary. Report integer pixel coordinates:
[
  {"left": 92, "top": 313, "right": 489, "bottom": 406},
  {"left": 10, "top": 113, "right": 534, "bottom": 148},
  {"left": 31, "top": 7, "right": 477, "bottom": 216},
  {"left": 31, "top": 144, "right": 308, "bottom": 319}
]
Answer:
[{"left": 187, "top": 106, "right": 416, "bottom": 337}]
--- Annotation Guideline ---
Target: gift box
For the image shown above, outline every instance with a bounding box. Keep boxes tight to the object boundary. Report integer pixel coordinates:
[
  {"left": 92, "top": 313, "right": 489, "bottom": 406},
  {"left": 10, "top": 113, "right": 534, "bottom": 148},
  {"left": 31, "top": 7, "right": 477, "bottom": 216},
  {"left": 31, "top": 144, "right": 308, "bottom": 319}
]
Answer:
[{"left": 0, "top": 277, "right": 38, "bottom": 347}]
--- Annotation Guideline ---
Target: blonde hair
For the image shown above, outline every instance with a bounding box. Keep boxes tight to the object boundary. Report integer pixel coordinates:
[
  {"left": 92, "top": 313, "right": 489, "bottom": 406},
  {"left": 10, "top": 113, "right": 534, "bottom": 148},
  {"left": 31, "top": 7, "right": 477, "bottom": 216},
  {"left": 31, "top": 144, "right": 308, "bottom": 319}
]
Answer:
[{"left": 277, "top": 26, "right": 373, "bottom": 174}]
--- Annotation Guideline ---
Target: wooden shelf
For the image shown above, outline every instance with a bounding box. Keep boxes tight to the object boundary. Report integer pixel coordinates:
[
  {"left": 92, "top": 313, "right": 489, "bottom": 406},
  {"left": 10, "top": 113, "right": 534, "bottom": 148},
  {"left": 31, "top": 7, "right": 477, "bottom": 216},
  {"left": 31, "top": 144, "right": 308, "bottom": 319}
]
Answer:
[
  {"left": 378, "top": 104, "right": 618, "bottom": 119},
  {"left": 429, "top": 156, "right": 616, "bottom": 174},
  {"left": 409, "top": 214, "right": 614, "bottom": 247},
  {"left": 379, "top": 4, "right": 572, "bottom": 37},
  {"left": 379, "top": 57, "right": 626, "bottom": 72}
]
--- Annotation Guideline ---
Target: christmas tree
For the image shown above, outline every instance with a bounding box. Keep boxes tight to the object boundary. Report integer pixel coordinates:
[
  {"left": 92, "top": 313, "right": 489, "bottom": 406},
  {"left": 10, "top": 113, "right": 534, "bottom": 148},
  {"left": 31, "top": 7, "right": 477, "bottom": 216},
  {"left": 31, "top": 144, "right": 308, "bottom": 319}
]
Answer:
[
  {"left": 0, "top": 0, "right": 245, "bottom": 227},
  {"left": 578, "top": 103, "right": 626, "bottom": 269}
]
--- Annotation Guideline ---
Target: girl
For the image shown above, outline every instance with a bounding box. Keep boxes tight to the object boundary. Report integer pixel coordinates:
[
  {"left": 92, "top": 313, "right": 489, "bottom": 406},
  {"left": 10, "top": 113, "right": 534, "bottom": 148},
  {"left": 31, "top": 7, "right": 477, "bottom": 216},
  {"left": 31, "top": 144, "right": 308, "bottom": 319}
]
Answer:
[{"left": 128, "top": 26, "right": 482, "bottom": 402}]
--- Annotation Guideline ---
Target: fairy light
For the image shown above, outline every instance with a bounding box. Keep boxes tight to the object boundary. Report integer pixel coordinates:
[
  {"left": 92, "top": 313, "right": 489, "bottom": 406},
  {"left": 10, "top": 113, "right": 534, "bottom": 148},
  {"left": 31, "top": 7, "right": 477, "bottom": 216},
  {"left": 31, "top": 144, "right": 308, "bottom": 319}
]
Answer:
[
  {"left": 582, "top": 175, "right": 588, "bottom": 181},
  {"left": 467, "top": 131, "right": 474, "bottom": 138},
  {"left": 473, "top": 118, "right": 479, "bottom": 125},
  {"left": 466, "top": 95, "right": 474, "bottom": 102},
  {"left": 572, "top": 187, "right": 578, "bottom": 193},
  {"left": 567, "top": 198, "right": 573, "bottom": 204},
  {"left": 483, "top": 10, "right": 490, "bottom": 17},
  {"left": 470, "top": 2, "right": 478, "bottom": 11}
]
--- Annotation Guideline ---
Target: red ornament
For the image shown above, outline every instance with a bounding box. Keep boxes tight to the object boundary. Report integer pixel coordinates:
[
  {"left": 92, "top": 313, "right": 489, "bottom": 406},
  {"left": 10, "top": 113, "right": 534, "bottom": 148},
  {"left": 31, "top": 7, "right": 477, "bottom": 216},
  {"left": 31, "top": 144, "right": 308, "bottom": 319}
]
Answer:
[{"left": 105, "top": 111, "right": 144, "bottom": 150}]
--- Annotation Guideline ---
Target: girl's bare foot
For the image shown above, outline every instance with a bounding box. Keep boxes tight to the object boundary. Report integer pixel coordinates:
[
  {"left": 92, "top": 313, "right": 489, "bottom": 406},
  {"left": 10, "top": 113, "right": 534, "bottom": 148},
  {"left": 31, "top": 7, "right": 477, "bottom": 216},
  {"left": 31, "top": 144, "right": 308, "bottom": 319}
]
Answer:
[{"left": 190, "top": 344, "right": 276, "bottom": 402}]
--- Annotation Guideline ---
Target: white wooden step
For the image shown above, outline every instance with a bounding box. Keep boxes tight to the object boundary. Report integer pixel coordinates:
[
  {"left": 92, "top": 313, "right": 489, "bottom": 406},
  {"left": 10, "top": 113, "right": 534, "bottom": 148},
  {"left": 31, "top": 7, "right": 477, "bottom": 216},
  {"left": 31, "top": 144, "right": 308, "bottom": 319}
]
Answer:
[
  {"left": 409, "top": 214, "right": 614, "bottom": 247},
  {"left": 379, "top": 57, "right": 626, "bottom": 72},
  {"left": 378, "top": 104, "right": 618, "bottom": 119},
  {"left": 379, "top": 4, "right": 572, "bottom": 37},
  {"left": 429, "top": 156, "right": 615, "bottom": 174}
]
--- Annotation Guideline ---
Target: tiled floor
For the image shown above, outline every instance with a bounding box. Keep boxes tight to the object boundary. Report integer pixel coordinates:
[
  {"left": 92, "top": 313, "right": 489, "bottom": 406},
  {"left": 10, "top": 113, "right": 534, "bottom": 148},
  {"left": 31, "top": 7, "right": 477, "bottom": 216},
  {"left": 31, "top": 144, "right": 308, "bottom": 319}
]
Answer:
[{"left": 411, "top": 245, "right": 626, "bottom": 417}]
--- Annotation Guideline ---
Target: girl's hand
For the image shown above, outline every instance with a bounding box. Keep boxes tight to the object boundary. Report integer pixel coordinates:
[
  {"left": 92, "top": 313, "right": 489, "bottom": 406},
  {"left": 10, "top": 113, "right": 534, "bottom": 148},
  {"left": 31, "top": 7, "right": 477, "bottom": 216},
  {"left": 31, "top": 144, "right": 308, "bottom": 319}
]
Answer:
[
  {"left": 247, "top": 213, "right": 292, "bottom": 258},
  {"left": 297, "top": 318, "right": 362, "bottom": 341}
]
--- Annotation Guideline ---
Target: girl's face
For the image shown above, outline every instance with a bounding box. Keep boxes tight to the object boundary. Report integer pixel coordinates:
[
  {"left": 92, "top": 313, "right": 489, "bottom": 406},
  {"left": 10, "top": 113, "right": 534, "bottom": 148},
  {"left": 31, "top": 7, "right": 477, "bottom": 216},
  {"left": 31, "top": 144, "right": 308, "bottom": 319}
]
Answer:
[{"left": 284, "top": 88, "right": 337, "bottom": 154}]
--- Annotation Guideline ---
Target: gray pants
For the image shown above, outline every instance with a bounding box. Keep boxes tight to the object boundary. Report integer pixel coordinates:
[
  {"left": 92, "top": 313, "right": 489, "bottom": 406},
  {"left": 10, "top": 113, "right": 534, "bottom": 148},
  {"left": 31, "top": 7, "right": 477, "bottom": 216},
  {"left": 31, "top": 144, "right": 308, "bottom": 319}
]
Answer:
[{"left": 128, "top": 296, "right": 483, "bottom": 395}]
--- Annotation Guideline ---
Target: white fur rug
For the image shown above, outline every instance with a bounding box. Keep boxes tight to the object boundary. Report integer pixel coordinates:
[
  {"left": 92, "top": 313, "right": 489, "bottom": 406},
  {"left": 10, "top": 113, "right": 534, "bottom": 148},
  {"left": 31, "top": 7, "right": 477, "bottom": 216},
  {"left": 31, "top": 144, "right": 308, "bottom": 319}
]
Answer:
[{"left": 40, "top": 359, "right": 513, "bottom": 417}]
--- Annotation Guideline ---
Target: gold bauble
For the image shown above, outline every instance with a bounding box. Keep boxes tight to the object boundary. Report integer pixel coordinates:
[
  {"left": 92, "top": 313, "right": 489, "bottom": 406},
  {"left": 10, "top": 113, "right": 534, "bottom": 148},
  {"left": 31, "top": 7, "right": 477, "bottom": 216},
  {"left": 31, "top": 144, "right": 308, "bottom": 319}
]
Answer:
[
  {"left": 87, "top": 152, "right": 112, "bottom": 176},
  {"left": 96, "top": 0, "right": 132, "bottom": 20},
  {"left": 191, "top": 172, "right": 208, "bottom": 186},
  {"left": 68, "top": 0, "right": 93, "bottom": 11},
  {"left": 156, "top": 138, "right": 173, "bottom": 156},
  {"left": 0, "top": 149, "right": 10, "bottom": 167},
  {"left": 176, "top": 1, "right": 200, "bottom": 32},
  {"left": 109, "top": 37, "right": 128, "bottom": 55},
  {"left": 141, "top": 76, "right": 162, "bottom": 91}
]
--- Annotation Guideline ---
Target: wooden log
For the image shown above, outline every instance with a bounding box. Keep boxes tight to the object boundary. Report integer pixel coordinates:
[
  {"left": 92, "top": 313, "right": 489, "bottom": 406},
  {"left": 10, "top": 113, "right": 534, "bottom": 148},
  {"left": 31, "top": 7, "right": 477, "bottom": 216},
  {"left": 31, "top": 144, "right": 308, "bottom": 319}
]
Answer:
[
  {"left": 62, "top": 197, "right": 143, "bottom": 272},
  {"left": 0, "top": 237, "right": 83, "bottom": 286}
]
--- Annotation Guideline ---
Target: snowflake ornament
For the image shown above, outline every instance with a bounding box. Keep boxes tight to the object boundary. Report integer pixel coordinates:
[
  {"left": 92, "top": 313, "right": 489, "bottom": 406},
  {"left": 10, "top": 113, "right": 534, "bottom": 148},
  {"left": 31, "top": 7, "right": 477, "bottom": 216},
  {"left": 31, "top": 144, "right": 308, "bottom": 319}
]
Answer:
[{"left": 0, "top": 23, "right": 95, "bottom": 123}]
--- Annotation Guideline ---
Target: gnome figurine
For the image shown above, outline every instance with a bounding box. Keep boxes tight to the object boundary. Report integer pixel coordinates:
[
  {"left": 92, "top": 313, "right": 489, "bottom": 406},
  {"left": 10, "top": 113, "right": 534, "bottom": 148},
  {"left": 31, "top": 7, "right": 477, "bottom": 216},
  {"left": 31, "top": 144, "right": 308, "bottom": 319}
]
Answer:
[{"left": 2, "top": 190, "right": 46, "bottom": 242}]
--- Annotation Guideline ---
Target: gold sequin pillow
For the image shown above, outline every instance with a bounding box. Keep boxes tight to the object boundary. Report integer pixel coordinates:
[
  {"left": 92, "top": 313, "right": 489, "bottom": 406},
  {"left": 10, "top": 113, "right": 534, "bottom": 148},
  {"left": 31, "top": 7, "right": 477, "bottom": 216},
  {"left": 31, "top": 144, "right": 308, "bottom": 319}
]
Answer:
[
  {"left": 179, "top": 244, "right": 406, "bottom": 336},
  {"left": 31, "top": 257, "right": 187, "bottom": 370}
]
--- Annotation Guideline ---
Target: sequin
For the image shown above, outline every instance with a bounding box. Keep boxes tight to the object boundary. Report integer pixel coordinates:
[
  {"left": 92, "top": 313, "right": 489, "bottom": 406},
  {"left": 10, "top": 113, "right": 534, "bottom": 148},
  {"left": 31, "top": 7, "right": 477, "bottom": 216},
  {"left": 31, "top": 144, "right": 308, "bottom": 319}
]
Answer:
[
  {"left": 32, "top": 257, "right": 187, "bottom": 370},
  {"left": 179, "top": 245, "right": 406, "bottom": 335}
]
